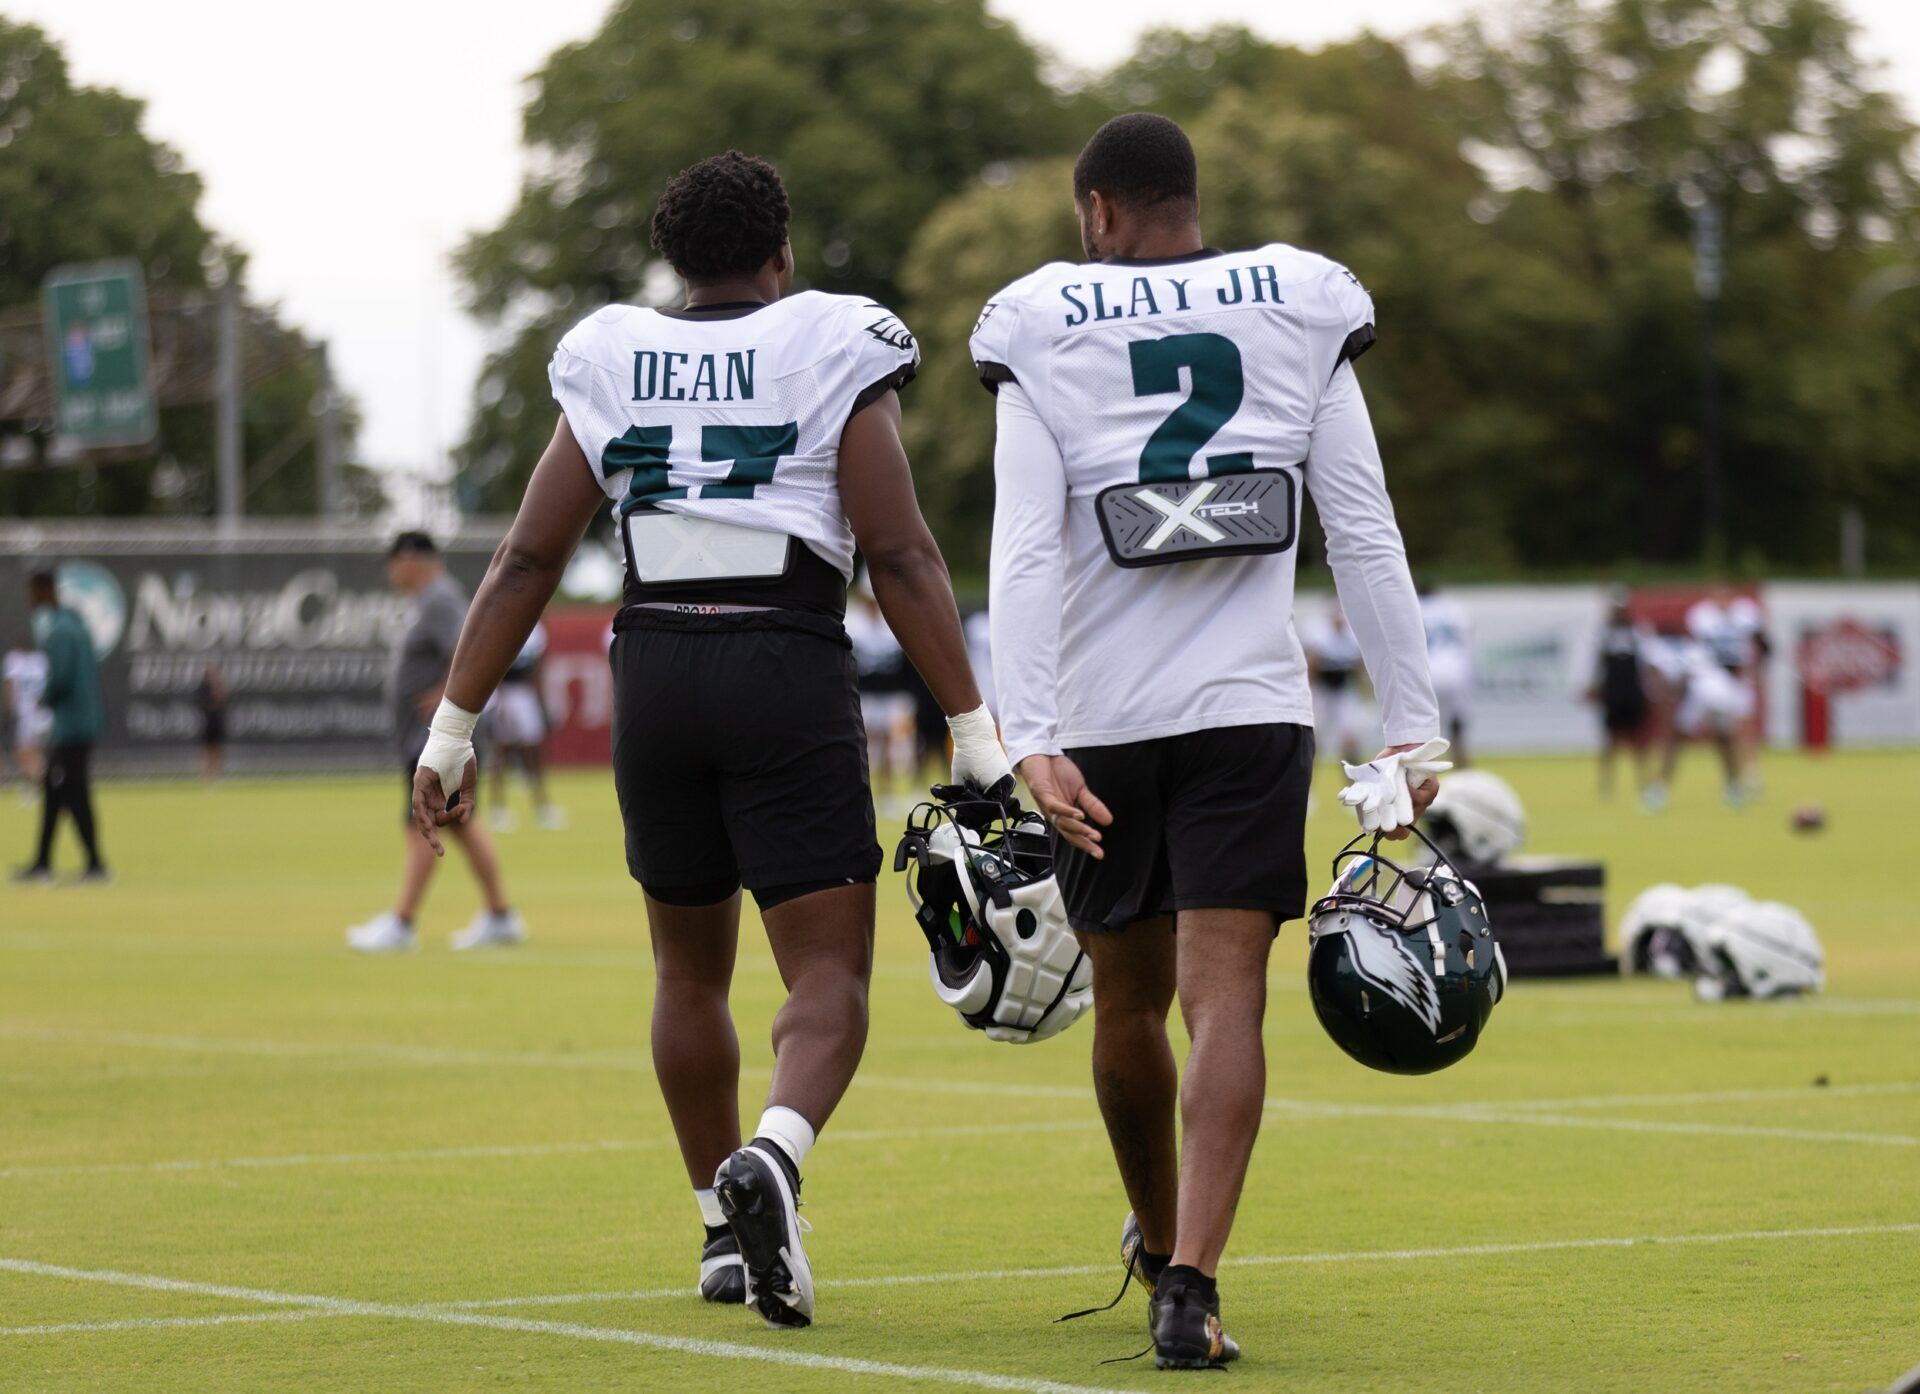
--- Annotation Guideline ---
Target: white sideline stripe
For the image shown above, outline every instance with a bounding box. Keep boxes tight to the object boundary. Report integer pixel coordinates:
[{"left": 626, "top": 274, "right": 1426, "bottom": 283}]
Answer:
[
  {"left": 1442, "top": 1081, "right": 1920, "bottom": 1112},
  {"left": 439, "top": 1221, "right": 1920, "bottom": 1310},
  {"left": 0, "top": 1120, "right": 1101, "bottom": 1182},
  {"left": 1, "top": 1310, "right": 339, "bottom": 1337},
  {"left": 0, "top": 1258, "right": 1135, "bottom": 1394}
]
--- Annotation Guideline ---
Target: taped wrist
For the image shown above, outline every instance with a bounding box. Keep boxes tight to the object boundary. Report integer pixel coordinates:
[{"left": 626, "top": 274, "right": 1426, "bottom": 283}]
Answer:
[
  {"left": 946, "top": 703, "right": 998, "bottom": 755},
  {"left": 429, "top": 697, "right": 480, "bottom": 742}
]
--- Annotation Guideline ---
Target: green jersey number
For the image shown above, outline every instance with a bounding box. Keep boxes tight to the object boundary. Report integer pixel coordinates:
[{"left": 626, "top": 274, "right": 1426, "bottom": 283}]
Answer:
[
  {"left": 1128, "top": 332, "right": 1254, "bottom": 484},
  {"left": 608, "top": 422, "right": 799, "bottom": 511}
]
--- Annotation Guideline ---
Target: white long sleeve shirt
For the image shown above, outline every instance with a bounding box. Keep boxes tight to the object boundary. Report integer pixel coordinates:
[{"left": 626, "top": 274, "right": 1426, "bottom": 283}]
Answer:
[{"left": 976, "top": 245, "right": 1436, "bottom": 766}]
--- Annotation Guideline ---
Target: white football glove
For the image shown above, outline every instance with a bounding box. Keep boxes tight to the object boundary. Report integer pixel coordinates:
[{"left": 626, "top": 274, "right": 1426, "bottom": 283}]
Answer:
[
  {"left": 947, "top": 703, "right": 1014, "bottom": 796},
  {"left": 1337, "top": 737, "right": 1452, "bottom": 834},
  {"left": 418, "top": 697, "right": 480, "bottom": 811}
]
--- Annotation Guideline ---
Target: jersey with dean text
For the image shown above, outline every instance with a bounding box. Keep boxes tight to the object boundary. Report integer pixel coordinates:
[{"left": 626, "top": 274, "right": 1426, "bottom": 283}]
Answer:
[{"left": 549, "top": 293, "right": 919, "bottom": 581}]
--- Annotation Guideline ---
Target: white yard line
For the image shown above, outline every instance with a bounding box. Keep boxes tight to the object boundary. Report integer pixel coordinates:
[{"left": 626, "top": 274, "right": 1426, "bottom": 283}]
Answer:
[
  {"left": 0, "top": 1258, "right": 1136, "bottom": 1394},
  {"left": 437, "top": 1220, "right": 1920, "bottom": 1309},
  {"left": 0, "top": 1120, "right": 1101, "bottom": 1183},
  {"left": 0, "top": 1310, "right": 340, "bottom": 1337}
]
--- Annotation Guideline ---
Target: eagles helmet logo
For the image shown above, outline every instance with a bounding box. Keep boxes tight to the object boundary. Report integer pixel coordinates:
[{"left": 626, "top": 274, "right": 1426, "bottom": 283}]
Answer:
[{"left": 1343, "top": 918, "right": 1443, "bottom": 1035}]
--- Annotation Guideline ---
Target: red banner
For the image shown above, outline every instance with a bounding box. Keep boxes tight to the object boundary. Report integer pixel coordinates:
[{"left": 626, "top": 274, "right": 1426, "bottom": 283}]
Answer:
[{"left": 539, "top": 606, "right": 617, "bottom": 765}]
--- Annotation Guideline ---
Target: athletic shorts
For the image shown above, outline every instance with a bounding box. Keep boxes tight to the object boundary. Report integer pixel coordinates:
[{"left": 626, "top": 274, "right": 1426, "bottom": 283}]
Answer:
[
  {"left": 1603, "top": 692, "right": 1648, "bottom": 735},
  {"left": 1054, "top": 721, "right": 1314, "bottom": 935},
  {"left": 487, "top": 682, "right": 547, "bottom": 747},
  {"left": 610, "top": 608, "right": 881, "bottom": 899}
]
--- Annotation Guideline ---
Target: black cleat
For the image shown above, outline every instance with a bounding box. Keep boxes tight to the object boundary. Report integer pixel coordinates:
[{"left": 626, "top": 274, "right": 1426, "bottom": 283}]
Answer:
[
  {"left": 1150, "top": 1274, "right": 1242, "bottom": 1370},
  {"left": 699, "top": 1224, "right": 746, "bottom": 1304},
  {"left": 714, "top": 1142, "right": 814, "bottom": 1329}
]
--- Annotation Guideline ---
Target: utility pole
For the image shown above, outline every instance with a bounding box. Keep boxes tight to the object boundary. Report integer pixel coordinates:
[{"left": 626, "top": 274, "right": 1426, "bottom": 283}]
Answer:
[
  {"left": 215, "top": 276, "right": 244, "bottom": 530},
  {"left": 1691, "top": 199, "right": 1725, "bottom": 567},
  {"left": 315, "top": 342, "right": 341, "bottom": 517}
]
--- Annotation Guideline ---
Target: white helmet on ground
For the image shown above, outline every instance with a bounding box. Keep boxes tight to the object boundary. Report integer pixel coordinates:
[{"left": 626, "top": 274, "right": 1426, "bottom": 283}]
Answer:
[
  {"left": 895, "top": 786, "right": 1091, "bottom": 1044},
  {"left": 1620, "top": 882, "right": 1751, "bottom": 977},
  {"left": 1422, "top": 770, "right": 1527, "bottom": 867},
  {"left": 1696, "top": 900, "right": 1824, "bottom": 1001}
]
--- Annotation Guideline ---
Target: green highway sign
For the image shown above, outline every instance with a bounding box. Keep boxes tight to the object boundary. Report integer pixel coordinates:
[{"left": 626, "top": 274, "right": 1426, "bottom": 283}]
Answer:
[{"left": 43, "top": 260, "right": 158, "bottom": 449}]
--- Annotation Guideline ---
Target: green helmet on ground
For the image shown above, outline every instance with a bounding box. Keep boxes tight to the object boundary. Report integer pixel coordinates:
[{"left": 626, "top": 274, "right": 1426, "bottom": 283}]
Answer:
[{"left": 1307, "top": 828, "right": 1507, "bottom": 1075}]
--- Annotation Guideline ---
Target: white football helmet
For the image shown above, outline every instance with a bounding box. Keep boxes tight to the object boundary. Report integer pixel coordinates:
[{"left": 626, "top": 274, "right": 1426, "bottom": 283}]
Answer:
[
  {"left": 1695, "top": 900, "right": 1823, "bottom": 1001},
  {"left": 1619, "top": 882, "right": 1751, "bottom": 978},
  {"left": 895, "top": 786, "right": 1091, "bottom": 1044},
  {"left": 1421, "top": 769, "right": 1526, "bottom": 867}
]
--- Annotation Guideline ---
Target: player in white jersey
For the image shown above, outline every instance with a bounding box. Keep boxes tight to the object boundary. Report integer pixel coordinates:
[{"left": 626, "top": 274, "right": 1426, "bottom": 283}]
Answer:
[
  {"left": 1300, "top": 604, "right": 1368, "bottom": 763},
  {"left": 3, "top": 646, "right": 51, "bottom": 788},
  {"left": 402, "top": 153, "right": 1007, "bottom": 1332},
  {"left": 976, "top": 114, "right": 1440, "bottom": 1368},
  {"left": 1419, "top": 583, "right": 1474, "bottom": 764}
]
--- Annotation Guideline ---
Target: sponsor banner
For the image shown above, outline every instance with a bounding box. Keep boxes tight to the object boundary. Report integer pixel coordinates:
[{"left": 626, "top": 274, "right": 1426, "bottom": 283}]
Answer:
[
  {"left": 1762, "top": 583, "right": 1920, "bottom": 748},
  {"left": 0, "top": 543, "right": 493, "bottom": 762}
]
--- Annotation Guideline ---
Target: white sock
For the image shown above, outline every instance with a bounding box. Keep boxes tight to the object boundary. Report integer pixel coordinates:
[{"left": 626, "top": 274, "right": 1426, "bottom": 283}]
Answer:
[
  {"left": 754, "top": 1105, "right": 816, "bottom": 1172},
  {"left": 694, "top": 1186, "right": 725, "bottom": 1228}
]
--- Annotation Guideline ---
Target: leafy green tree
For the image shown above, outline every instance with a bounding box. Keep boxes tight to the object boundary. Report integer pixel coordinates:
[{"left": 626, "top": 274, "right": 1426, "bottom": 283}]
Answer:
[
  {"left": 0, "top": 20, "right": 372, "bottom": 519},
  {"left": 453, "top": 0, "right": 1073, "bottom": 513}
]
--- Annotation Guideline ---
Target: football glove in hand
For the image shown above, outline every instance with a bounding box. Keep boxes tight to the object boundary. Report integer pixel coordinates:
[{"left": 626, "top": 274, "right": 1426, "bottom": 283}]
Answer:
[
  {"left": 418, "top": 697, "right": 480, "bottom": 815},
  {"left": 1337, "top": 737, "right": 1452, "bottom": 834},
  {"left": 947, "top": 704, "right": 1014, "bottom": 799}
]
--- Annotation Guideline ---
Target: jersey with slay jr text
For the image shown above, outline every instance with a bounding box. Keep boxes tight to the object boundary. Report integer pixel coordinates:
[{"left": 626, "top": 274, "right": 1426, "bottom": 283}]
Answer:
[
  {"left": 974, "top": 244, "right": 1436, "bottom": 763},
  {"left": 549, "top": 293, "right": 919, "bottom": 583}
]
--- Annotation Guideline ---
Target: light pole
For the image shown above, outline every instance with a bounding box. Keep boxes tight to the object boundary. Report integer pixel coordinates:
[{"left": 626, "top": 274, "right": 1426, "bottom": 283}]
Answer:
[{"left": 1690, "top": 198, "right": 1725, "bottom": 566}]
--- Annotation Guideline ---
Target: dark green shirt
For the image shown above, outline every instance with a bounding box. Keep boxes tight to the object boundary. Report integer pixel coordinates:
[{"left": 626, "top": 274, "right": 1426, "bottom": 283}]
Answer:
[{"left": 38, "top": 606, "right": 104, "bottom": 746}]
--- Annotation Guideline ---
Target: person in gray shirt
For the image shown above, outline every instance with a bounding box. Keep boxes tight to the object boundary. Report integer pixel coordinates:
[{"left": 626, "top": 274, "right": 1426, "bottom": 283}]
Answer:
[{"left": 348, "top": 532, "right": 526, "bottom": 952}]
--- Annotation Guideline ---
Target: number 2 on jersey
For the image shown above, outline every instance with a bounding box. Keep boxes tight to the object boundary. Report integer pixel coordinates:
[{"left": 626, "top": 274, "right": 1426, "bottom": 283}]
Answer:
[{"left": 1128, "top": 332, "right": 1254, "bottom": 484}]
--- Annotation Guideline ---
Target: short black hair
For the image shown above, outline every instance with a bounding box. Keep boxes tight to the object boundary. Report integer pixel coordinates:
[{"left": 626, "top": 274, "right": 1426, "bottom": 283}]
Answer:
[
  {"left": 1073, "top": 112, "right": 1198, "bottom": 212},
  {"left": 387, "top": 531, "right": 437, "bottom": 559},
  {"left": 28, "top": 568, "right": 57, "bottom": 591},
  {"left": 650, "top": 151, "right": 791, "bottom": 280}
]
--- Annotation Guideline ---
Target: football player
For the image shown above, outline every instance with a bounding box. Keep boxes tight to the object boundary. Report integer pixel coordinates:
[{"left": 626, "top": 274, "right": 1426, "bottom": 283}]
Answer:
[
  {"left": 974, "top": 114, "right": 1441, "bottom": 1368},
  {"left": 406, "top": 152, "right": 1007, "bottom": 1329}
]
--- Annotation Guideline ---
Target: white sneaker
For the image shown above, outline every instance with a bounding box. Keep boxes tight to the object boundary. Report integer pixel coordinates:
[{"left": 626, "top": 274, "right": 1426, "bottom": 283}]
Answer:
[
  {"left": 534, "top": 804, "right": 569, "bottom": 831},
  {"left": 487, "top": 806, "right": 518, "bottom": 832},
  {"left": 347, "top": 912, "right": 416, "bottom": 954},
  {"left": 451, "top": 908, "right": 527, "bottom": 951}
]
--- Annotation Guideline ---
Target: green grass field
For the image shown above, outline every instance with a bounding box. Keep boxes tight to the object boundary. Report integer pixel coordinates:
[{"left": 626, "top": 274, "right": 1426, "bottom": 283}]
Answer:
[{"left": 2, "top": 750, "right": 1917, "bottom": 1393}]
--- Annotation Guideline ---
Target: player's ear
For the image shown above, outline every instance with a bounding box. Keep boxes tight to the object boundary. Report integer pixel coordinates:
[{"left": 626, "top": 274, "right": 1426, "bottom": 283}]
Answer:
[{"left": 773, "top": 241, "right": 795, "bottom": 291}]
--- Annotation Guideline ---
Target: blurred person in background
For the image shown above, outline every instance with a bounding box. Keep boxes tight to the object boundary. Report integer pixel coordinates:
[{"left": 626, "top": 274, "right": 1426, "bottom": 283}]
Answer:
[
  {"left": 196, "top": 663, "right": 229, "bottom": 783},
  {"left": 346, "top": 532, "right": 525, "bottom": 952},
  {"left": 1644, "top": 637, "right": 1750, "bottom": 811},
  {"left": 1419, "top": 581, "right": 1474, "bottom": 765},
  {"left": 1585, "top": 589, "right": 1653, "bottom": 800},
  {"left": 1302, "top": 604, "right": 1368, "bottom": 764},
  {"left": 846, "top": 575, "right": 915, "bottom": 814},
  {"left": 3, "top": 638, "right": 51, "bottom": 800},
  {"left": 482, "top": 621, "right": 566, "bottom": 832},
  {"left": 1686, "top": 584, "right": 1767, "bottom": 796},
  {"left": 12, "top": 569, "right": 108, "bottom": 884}
]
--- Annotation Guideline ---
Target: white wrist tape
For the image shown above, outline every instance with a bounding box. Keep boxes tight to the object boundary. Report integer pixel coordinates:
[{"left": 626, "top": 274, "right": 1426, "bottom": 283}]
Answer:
[
  {"left": 947, "top": 703, "right": 1013, "bottom": 794},
  {"left": 418, "top": 697, "right": 480, "bottom": 804}
]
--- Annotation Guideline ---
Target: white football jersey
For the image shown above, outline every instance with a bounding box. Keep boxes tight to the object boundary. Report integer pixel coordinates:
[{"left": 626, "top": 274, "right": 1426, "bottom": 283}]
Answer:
[
  {"left": 976, "top": 244, "right": 1437, "bottom": 762},
  {"left": 549, "top": 292, "right": 919, "bottom": 580}
]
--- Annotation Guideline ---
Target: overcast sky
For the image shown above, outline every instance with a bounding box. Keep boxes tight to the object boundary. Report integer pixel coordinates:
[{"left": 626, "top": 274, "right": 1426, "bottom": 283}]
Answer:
[{"left": 20, "top": 0, "right": 1920, "bottom": 477}]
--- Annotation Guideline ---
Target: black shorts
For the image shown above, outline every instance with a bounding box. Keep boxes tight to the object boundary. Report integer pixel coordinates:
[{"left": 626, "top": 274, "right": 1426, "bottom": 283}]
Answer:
[
  {"left": 1603, "top": 692, "right": 1648, "bottom": 734},
  {"left": 1054, "top": 722, "right": 1314, "bottom": 935},
  {"left": 610, "top": 608, "right": 881, "bottom": 899}
]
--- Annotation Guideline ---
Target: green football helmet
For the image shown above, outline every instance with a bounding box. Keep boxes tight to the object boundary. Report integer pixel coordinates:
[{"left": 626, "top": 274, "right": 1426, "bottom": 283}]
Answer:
[{"left": 1307, "top": 827, "right": 1506, "bottom": 1075}]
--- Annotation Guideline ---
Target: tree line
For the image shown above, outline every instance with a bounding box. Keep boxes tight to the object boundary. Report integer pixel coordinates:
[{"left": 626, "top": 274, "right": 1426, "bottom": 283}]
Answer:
[{"left": 457, "top": 0, "right": 1920, "bottom": 575}]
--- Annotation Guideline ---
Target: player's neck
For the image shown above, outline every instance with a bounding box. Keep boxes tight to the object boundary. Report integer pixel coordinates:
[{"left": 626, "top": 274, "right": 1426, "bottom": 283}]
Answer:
[
  {"left": 1098, "top": 221, "right": 1206, "bottom": 264},
  {"left": 683, "top": 274, "right": 780, "bottom": 308}
]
